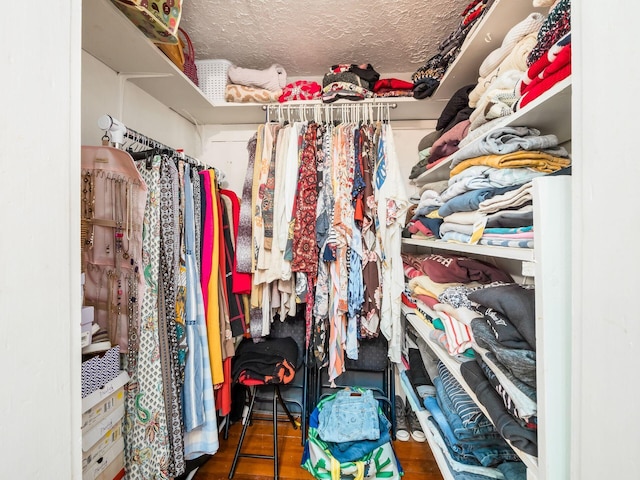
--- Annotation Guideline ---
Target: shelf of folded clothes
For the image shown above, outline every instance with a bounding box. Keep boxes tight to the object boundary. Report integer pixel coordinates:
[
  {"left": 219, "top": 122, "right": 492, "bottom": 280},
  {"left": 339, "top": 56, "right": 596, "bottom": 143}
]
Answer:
[
  {"left": 412, "top": 0, "right": 548, "bottom": 102},
  {"left": 401, "top": 304, "right": 539, "bottom": 474},
  {"left": 410, "top": 77, "right": 571, "bottom": 186}
]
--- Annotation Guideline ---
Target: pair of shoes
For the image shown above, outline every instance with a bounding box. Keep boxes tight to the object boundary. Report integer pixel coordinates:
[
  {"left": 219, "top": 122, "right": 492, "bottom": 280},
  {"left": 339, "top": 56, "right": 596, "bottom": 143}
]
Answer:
[
  {"left": 406, "top": 405, "right": 426, "bottom": 443},
  {"left": 394, "top": 395, "right": 410, "bottom": 442},
  {"left": 394, "top": 395, "right": 426, "bottom": 443}
]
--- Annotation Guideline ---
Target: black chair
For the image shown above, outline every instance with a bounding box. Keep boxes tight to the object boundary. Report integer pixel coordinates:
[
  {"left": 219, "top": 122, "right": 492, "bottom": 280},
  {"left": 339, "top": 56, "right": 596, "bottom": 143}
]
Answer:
[
  {"left": 227, "top": 335, "right": 298, "bottom": 480},
  {"left": 268, "top": 309, "right": 312, "bottom": 445},
  {"left": 314, "top": 334, "right": 396, "bottom": 439},
  {"left": 227, "top": 309, "right": 310, "bottom": 479}
]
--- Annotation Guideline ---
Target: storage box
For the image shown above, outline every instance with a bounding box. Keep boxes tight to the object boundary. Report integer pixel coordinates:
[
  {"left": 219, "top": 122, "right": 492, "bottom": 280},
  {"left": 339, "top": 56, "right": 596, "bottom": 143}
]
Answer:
[
  {"left": 82, "top": 385, "right": 126, "bottom": 432},
  {"left": 82, "top": 422, "right": 123, "bottom": 471},
  {"left": 82, "top": 371, "right": 129, "bottom": 413},
  {"left": 81, "top": 306, "right": 95, "bottom": 348},
  {"left": 82, "top": 436, "right": 125, "bottom": 480},
  {"left": 82, "top": 346, "right": 122, "bottom": 398},
  {"left": 195, "top": 59, "right": 232, "bottom": 103},
  {"left": 82, "top": 404, "right": 125, "bottom": 452}
]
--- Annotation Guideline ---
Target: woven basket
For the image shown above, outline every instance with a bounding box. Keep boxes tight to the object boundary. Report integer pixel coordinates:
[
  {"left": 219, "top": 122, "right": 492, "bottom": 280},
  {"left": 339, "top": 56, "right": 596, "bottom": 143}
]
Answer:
[
  {"left": 180, "top": 28, "right": 199, "bottom": 86},
  {"left": 196, "top": 59, "right": 232, "bottom": 103}
]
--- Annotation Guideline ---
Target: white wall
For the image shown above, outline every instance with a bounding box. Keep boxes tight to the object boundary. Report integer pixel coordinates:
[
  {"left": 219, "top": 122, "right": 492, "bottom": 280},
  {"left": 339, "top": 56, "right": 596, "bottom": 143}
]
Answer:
[
  {"left": 571, "top": 2, "right": 640, "bottom": 479},
  {"left": 82, "top": 52, "right": 200, "bottom": 156},
  {"left": 2, "top": 1, "right": 81, "bottom": 478}
]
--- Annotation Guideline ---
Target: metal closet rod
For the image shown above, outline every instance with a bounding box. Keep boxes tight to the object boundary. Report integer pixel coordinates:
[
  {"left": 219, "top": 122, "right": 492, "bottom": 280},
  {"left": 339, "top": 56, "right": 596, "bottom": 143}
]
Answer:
[
  {"left": 261, "top": 102, "right": 399, "bottom": 110},
  {"left": 262, "top": 101, "right": 396, "bottom": 123},
  {"left": 97, "top": 114, "right": 208, "bottom": 170}
]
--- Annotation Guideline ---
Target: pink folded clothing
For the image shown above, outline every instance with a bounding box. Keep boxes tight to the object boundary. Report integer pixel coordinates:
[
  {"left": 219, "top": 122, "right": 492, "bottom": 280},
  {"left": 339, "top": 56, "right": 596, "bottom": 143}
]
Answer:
[
  {"left": 278, "top": 80, "right": 322, "bottom": 102},
  {"left": 482, "top": 231, "right": 534, "bottom": 239}
]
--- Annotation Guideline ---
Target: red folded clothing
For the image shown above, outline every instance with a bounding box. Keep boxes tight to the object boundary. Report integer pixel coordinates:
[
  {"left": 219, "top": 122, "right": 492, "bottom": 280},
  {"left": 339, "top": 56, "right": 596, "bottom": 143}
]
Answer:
[
  {"left": 373, "top": 78, "right": 414, "bottom": 93},
  {"left": 518, "top": 39, "right": 571, "bottom": 96},
  {"left": 278, "top": 80, "right": 322, "bottom": 102},
  {"left": 518, "top": 62, "right": 571, "bottom": 109},
  {"left": 517, "top": 40, "right": 571, "bottom": 109}
]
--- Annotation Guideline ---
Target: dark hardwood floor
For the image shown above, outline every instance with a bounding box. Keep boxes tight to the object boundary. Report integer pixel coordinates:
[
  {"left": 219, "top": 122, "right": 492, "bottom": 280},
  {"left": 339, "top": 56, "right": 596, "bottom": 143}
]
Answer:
[{"left": 193, "top": 416, "right": 444, "bottom": 480}]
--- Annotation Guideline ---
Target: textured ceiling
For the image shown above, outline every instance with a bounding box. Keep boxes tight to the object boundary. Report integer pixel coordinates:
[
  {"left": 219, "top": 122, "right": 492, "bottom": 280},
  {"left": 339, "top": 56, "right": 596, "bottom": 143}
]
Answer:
[{"left": 180, "top": 0, "right": 471, "bottom": 78}]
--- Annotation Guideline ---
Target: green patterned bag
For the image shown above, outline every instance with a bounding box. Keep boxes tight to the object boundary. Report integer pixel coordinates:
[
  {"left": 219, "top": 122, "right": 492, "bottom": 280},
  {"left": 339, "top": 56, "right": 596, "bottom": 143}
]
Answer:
[
  {"left": 301, "top": 389, "right": 403, "bottom": 480},
  {"left": 111, "top": 0, "right": 182, "bottom": 44}
]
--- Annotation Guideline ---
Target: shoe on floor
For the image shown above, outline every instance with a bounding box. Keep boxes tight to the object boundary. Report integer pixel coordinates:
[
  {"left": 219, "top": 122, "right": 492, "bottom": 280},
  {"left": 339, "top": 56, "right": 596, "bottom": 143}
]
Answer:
[
  {"left": 406, "top": 405, "right": 426, "bottom": 443},
  {"left": 394, "top": 395, "right": 410, "bottom": 442}
]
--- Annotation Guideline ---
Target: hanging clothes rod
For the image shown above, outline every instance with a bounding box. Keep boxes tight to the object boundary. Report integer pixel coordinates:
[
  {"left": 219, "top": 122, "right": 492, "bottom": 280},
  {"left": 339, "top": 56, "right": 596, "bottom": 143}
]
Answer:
[
  {"left": 260, "top": 102, "right": 399, "bottom": 111},
  {"left": 262, "top": 101, "right": 396, "bottom": 124},
  {"left": 97, "top": 114, "right": 208, "bottom": 171}
]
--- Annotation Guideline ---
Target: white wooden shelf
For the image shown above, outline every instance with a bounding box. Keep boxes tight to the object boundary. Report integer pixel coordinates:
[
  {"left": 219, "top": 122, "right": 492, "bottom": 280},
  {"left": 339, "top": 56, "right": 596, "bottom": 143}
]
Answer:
[
  {"left": 402, "top": 305, "right": 539, "bottom": 475},
  {"left": 412, "top": 77, "right": 572, "bottom": 185},
  {"left": 82, "top": 0, "right": 446, "bottom": 124},
  {"left": 402, "top": 237, "right": 534, "bottom": 262},
  {"left": 396, "top": 376, "right": 456, "bottom": 480},
  {"left": 82, "top": 0, "right": 548, "bottom": 126}
]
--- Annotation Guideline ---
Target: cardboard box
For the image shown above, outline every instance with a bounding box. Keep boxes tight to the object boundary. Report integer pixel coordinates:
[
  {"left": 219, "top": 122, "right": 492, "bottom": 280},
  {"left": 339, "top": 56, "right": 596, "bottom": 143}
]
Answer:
[{"left": 82, "top": 437, "right": 124, "bottom": 480}]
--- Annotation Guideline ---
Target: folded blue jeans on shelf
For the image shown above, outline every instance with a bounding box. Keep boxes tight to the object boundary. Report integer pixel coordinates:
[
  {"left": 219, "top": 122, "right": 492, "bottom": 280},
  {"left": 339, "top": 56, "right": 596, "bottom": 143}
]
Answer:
[
  {"left": 425, "top": 395, "right": 520, "bottom": 467},
  {"left": 317, "top": 388, "right": 380, "bottom": 443},
  {"left": 434, "top": 376, "right": 500, "bottom": 441}
]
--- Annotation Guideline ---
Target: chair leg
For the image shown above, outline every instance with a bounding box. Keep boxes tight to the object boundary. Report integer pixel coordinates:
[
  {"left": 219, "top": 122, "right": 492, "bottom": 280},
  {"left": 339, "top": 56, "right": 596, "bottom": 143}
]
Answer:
[
  {"left": 273, "top": 387, "right": 279, "bottom": 480},
  {"left": 228, "top": 386, "right": 257, "bottom": 479},
  {"left": 274, "top": 385, "right": 298, "bottom": 429},
  {"left": 390, "top": 364, "right": 396, "bottom": 440},
  {"left": 301, "top": 356, "right": 308, "bottom": 445},
  {"left": 223, "top": 413, "right": 230, "bottom": 441}
]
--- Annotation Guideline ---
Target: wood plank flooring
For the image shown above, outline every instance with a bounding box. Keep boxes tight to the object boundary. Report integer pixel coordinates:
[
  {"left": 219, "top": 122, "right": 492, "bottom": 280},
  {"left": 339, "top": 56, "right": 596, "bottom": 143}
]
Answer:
[{"left": 193, "top": 417, "right": 444, "bottom": 480}]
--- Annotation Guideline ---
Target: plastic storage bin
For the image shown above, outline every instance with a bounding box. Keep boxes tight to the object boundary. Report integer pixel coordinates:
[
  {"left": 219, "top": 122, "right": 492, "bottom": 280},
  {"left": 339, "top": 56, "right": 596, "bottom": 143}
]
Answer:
[{"left": 195, "top": 59, "right": 232, "bottom": 103}]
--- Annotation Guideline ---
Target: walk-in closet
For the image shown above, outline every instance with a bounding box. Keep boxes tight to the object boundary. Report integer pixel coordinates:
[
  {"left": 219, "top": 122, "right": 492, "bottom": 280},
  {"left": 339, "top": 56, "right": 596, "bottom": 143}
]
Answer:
[{"left": 5, "top": 1, "right": 640, "bottom": 480}]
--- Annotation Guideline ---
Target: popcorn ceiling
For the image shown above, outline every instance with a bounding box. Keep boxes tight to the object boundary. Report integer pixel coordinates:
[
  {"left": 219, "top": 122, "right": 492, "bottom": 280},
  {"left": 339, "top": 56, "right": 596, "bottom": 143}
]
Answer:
[{"left": 180, "top": 0, "right": 470, "bottom": 76}]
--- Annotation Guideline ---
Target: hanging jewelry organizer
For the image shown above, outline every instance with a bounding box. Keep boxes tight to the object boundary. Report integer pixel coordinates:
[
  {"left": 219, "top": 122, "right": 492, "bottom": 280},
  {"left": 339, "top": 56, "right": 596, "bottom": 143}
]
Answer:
[{"left": 82, "top": 115, "right": 225, "bottom": 358}]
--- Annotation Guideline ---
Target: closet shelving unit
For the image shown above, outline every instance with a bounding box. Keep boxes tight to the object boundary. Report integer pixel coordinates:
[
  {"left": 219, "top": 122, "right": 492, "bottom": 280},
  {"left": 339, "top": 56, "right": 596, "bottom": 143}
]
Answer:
[
  {"left": 395, "top": 0, "right": 572, "bottom": 478},
  {"left": 82, "top": 0, "right": 542, "bottom": 125},
  {"left": 401, "top": 172, "right": 571, "bottom": 480},
  {"left": 401, "top": 33, "right": 571, "bottom": 480}
]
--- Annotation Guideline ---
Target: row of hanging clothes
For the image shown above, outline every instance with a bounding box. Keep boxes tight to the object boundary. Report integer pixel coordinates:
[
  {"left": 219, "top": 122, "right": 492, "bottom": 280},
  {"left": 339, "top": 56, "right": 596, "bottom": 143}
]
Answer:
[
  {"left": 81, "top": 120, "right": 245, "bottom": 480},
  {"left": 240, "top": 103, "right": 410, "bottom": 384}
]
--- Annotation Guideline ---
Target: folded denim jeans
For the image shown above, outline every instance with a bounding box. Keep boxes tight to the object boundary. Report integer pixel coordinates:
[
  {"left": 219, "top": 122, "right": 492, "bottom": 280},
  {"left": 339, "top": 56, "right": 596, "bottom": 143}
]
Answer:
[
  {"left": 425, "top": 396, "right": 519, "bottom": 467},
  {"left": 327, "top": 411, "right": 392, "bottom": 463}
]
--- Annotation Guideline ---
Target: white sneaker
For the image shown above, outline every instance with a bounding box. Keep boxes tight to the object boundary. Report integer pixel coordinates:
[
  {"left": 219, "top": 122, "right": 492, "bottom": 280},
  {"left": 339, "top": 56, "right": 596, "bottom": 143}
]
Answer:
[
  {"left": 394, "top": 396, "right": 410, "bottom": 442},
  {"left": 407, "top": 406, "right": 426, "bottom": 443}
]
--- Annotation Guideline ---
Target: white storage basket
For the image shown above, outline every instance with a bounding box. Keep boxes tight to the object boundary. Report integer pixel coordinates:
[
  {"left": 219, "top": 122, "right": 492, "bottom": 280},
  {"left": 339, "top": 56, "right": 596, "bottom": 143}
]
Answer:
[{"left": 195, "top": 59, "right": 232, "bottom": 103}]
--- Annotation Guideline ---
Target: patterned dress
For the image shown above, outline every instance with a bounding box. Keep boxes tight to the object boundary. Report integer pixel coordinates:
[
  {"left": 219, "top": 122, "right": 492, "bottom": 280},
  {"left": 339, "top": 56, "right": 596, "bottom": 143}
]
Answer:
[{"left": 125, "top": 155, "right": 172, "bottom": 479}]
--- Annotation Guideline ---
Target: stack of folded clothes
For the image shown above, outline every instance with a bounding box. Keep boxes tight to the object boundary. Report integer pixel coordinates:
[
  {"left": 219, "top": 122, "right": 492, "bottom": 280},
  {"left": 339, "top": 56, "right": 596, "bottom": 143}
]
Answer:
[
  {"left": 321, "top": 63, "right": 380, "bottom": 102},
  {"left": 225, "top": 63, "right": 288, "bottom": 103},
  {"left": 411, "top": 0, "right": 492, "bottom": 99},
  {"left": 466, "top": 0, "right": 571, "bottom": 133}
]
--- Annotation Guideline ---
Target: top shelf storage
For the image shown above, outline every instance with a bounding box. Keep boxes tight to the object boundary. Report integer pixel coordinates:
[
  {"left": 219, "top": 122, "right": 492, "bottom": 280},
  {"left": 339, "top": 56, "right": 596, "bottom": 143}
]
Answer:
[
  {"left": 431, "top": 0, "right": 547, "bottom": 100},
  {"left": 83, "top": 0, "right": 548, "bottom": 125}
]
